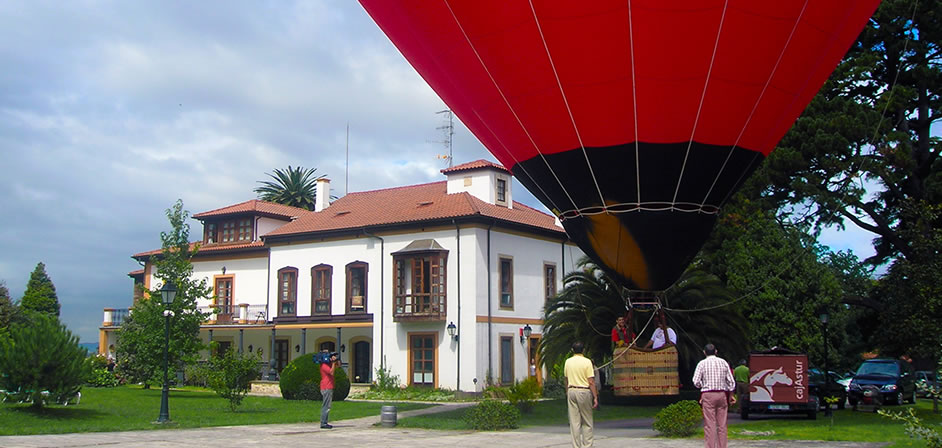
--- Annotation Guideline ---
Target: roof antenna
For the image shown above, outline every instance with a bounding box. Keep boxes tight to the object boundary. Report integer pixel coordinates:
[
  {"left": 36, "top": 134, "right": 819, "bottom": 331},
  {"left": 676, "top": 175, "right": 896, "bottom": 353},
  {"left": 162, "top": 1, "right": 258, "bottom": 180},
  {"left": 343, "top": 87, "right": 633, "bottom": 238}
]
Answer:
[
  {"left": 433, "top": 109, "right": 454, "bottom": 168},
  {"left": 345, "top": 122, "right": 349, "bottom": 196}
]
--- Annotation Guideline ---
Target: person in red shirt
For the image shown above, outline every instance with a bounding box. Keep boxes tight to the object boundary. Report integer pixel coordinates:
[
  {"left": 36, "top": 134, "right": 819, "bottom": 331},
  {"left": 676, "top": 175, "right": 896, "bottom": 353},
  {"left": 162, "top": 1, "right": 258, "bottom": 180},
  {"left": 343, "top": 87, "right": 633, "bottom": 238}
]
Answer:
[
  {"left": 320, "top": 351, "right": 339, "bottom": 429},
  {"left": 611, "top": 316, "right": 632, "bottom": 347}
]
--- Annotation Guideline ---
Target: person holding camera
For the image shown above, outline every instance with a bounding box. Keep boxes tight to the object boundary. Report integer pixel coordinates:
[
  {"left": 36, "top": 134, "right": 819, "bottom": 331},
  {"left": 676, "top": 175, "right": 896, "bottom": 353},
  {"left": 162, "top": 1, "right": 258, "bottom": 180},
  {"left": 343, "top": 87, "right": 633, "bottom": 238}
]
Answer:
[{"left": 319, "top": 350, "right": 339, "bottom": 429}]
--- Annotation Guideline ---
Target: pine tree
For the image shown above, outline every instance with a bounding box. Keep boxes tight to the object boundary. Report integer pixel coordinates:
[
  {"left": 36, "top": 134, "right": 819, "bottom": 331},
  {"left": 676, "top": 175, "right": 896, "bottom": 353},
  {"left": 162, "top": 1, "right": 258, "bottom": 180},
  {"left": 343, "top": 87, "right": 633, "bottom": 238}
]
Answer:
[
  {"left": 20, "top": 262, "right": 60, "bottom": 317},
  {"left": 0, "top": 281, "right": 18, "bottom": 341}
]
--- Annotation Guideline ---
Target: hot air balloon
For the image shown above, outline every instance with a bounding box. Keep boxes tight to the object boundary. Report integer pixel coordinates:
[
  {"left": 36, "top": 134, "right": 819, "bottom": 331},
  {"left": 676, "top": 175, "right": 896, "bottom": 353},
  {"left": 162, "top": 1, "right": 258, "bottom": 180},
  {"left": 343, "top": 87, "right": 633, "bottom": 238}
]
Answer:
[{"left": 359, "top": 0, "right": 880, "bottom": 291}]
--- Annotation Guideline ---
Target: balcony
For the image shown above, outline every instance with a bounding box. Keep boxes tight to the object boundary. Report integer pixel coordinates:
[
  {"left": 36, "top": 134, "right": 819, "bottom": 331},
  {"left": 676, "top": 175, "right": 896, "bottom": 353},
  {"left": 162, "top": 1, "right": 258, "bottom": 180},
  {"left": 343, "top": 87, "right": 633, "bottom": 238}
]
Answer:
[
  {"left": 200, "top": 304, "right": 268, "bottom": 325},
  {"left": 102, "top": 308, "right": 129, "bottom": 327},
  {"left": 393, "top": 293, "right": 446, "bottom": 322}
]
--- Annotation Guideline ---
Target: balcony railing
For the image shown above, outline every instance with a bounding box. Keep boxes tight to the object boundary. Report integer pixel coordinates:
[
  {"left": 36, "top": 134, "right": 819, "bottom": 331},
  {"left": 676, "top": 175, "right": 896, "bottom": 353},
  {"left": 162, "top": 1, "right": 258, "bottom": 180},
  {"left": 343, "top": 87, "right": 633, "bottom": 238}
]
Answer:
[
  {"left": 102, "top": 308, "right": 130, "bottom": 327},
  {"left": 393, "top": 293, "right": 446, "bottom": 321},
  {"left": 199, "top": 304, "right": 269, "bottom": 325}
]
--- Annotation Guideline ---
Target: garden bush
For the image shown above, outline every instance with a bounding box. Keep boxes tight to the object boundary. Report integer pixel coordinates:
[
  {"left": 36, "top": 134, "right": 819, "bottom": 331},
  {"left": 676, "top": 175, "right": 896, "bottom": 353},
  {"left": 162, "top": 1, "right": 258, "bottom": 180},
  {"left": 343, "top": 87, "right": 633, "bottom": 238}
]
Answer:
[
  {"left": 207, "top": 348, "right": 260, "bottom": 411},
  {"left": 279, "top": 353, "right": 349, "bottom": 401},
  {"left": 541, "top": 377, "right": 566, "bottom": 399},
  {"left": 464, "top": 399, "right": 521, "bottom": 430},
  {"left": 184, "top": 362, "right": 211, "bottom": 387},
  {"left": 506, "top": 377, "right": 542, "bottom": 413},
  {"left": 87, "top": 368, "right": 120, "bottom": 387},
  {"left": 652, "top": 400, "right": 702, "bottom": 437}
]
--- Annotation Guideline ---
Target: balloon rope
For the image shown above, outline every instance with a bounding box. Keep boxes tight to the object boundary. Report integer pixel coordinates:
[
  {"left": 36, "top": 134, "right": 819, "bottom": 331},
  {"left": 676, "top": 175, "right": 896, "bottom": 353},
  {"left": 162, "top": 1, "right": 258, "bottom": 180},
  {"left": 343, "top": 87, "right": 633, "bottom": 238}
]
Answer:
[
  {"left": 442, "top": 0, "right": 580, "bottom": 215},
  {"left": 627, "top": 0, "right": 641, "bottom": 207},
  {"left": 528, "top": 0, "right": 608, "bottom": 210},
  {"left": 672, "top": 0, "right": 730, "bottom": 208},
  {"left": 700, "top": 0, "right": 810, "bottom": 209}
]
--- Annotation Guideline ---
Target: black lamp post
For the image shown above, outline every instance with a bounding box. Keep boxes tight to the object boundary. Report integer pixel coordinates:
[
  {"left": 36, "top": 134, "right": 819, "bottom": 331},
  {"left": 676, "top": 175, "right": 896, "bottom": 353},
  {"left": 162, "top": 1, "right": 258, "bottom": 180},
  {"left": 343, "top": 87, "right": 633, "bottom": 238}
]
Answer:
[
  {"left": 157, "top": 281, "right": 177, "bottom": 423},
  {"left": 819, "top": 311, "right": 831, "bottom": 417}
]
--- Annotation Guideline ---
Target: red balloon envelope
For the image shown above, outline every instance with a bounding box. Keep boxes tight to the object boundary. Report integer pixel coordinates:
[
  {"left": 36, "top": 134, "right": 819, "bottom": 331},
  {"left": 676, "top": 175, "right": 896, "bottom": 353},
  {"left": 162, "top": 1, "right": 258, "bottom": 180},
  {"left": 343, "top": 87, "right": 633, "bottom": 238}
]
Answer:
[{"left": 360, "top": 0, "right": 880, "bottom": 291}]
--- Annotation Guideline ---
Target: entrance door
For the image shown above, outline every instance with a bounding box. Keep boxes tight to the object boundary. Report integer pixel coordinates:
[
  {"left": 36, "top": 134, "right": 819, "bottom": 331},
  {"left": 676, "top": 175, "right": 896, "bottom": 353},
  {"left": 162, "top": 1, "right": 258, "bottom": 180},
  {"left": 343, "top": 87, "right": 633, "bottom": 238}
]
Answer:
[
  {"left": 353, "top": 341, "right": 371, "bottom": 384},
  {"left": 409, "top": 333, "right": 436, "bottom": 387},
  {"left": 274, "top": 339, "right": 289, "bottom": 372},
  {"left": 528, "top": 336, "right": 542, "bottom": 386}
]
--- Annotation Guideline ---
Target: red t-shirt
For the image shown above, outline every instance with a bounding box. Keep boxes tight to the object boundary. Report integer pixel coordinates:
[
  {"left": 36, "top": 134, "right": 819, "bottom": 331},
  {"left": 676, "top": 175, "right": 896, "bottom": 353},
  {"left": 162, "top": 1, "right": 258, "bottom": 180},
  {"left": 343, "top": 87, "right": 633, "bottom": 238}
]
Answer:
[{"left": 320, "top": 362, "right": 335, "bottom": 390}]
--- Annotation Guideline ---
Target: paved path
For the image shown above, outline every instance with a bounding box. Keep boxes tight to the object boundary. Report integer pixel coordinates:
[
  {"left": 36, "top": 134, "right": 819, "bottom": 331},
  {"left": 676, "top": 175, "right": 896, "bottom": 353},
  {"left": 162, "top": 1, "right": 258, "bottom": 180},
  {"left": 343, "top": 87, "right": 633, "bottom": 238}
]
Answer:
[{"left": 0, "top": 403, "right": 889, "bottom": 448}]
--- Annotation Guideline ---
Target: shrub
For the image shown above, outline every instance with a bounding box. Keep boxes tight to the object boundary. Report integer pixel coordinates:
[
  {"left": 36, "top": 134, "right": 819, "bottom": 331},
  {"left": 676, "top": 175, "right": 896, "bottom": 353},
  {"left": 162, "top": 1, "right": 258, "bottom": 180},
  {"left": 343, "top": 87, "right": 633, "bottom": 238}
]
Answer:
[
  {"left": 372, "top": 364, "right": 400, "bottom": 392},
  {"left": 464, "top": 399, "right": 521, "bottom": 430},
  {"left": 279, "top": 353, "right": 350, "bottom": 401},
  {"left": 184, "top": 362, "right": 211, "bottom": 387},
  {"left": 207, "top": 348, "right": 261, "bottom": 411},
  {"left": 0, "top": 313, "right": 91, "bottom": 408},
  {"left": 506, "top": 377, "right": 542, "bottom": 413},
  {"left": 653, "top": 400, "right": 703, "bottom": 437},
  {"left": 880, "top": 408, "right": 942, "bottom": 448},
  {"left": 87, "top": 368, "right": 120, "bottom": 387},
  {"left": 541, "top": 377, "right": 566, "bottom": 399},
  {"left": 482, "top": 385, "right": 509, "bottom": 399}
]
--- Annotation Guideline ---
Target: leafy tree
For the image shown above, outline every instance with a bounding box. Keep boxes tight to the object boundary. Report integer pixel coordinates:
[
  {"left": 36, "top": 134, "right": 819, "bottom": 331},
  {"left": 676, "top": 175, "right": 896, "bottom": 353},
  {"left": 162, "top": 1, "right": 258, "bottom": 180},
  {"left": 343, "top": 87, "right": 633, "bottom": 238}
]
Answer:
[
  {"left": 700, "top": 201, "right": 850, "bottom": 370},
  {"left": 115, "top": 200, "right": 210, "bottom": 387},
  {"left": 253, "top": 166, "right": 326, "bottom": 211},
  {"left": 0, "top": 313, "right": 91, "bottom": 408},
  {"left": 0, "top": 280, "right": 19, "bottom": 342},
  {"left": 207, "top": 346, "right": 261, "bottom": 411},
  {"left": 539, "top": 258, "right": 747, "bottom": 381},
  {"left": 19, "top": 262, "right": 60, "bottom": 317}
]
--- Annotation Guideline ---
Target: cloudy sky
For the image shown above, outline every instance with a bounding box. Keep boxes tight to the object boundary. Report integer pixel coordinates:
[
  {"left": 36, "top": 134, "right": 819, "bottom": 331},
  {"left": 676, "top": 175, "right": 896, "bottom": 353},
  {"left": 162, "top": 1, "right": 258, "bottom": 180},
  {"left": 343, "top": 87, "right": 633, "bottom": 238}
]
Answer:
[{"left": 0, "top": 1, "right": 876, "bottom": 343}]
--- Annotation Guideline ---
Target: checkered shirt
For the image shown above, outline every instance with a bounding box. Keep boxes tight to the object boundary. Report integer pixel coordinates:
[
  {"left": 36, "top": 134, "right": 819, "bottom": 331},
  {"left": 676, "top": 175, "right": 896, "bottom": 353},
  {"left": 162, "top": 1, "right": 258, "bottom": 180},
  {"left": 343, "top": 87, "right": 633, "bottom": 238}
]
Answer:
[{"left": 692, "top": 355, "right": 735, "bottom": 392}]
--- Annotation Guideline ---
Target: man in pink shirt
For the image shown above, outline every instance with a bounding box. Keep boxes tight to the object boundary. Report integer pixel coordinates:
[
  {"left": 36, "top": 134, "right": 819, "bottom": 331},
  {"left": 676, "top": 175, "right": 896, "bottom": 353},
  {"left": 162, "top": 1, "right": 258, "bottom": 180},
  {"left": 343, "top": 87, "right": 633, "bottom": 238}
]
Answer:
[
  {"left": 692, "top": 343, "right": 736, "bottom": 448},
  {"left": 320, "top": 351, "right": 339, "bottom": 429}
]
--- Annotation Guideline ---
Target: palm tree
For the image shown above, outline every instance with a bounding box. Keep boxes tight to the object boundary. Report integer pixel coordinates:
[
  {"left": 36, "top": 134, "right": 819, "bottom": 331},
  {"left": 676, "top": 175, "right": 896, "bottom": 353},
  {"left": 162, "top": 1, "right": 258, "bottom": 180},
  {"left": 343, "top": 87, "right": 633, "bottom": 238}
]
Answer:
[
  {"left": 253, "top": 166, "right": 326, "bottom": 211},
  {"left": 540, "top": 257, "right": 748, "bottom": 381}
]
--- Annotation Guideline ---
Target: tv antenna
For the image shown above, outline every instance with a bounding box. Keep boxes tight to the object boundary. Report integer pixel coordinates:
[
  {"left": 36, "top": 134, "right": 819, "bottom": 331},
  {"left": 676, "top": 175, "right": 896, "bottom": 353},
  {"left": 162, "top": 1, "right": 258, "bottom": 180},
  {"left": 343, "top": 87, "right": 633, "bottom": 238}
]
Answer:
[{"left": 431, "top": 109, "right": 454, "bottom": 168}]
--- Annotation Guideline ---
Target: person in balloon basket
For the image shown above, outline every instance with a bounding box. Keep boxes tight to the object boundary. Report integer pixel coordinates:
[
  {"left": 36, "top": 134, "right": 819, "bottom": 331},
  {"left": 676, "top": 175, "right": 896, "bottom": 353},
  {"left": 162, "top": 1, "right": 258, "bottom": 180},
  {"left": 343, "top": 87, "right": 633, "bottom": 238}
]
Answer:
[
  {"left": 611, "top": 316, "right": 632, "bottom": 348},
  {"left": 644, "top": 314, "right": 677, "bottom": 350},
  {"left": 319, "top": 350, "right": 339, "bottom": 429},
  {"left": 692, "top": 343, "right": 737, "bottom": 448},
  {"left": 565, "top": 341, "right": 599, "bottom": 448}
]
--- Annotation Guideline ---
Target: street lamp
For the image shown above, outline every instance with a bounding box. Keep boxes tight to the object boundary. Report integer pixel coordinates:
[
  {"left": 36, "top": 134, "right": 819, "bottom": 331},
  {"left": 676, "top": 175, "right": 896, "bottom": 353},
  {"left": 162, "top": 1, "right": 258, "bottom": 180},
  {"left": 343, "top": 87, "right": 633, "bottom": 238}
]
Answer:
[
  {"left": 521, "top": 324, "right": 532, "bottom": 343},
  {"left": 157, "top": 281, "right": 177, "bottom": 423},
  {"left": 819, "top": 311, "right": 830, "bottom": 417}
]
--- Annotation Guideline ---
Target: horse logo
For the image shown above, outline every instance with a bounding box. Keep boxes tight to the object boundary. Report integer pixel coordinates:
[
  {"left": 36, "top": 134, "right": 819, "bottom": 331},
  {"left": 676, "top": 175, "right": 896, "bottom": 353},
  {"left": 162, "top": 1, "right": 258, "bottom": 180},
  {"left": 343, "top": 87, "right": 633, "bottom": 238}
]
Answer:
[{"left": 749, "top": 367, "right": 793, "bottom": 402}]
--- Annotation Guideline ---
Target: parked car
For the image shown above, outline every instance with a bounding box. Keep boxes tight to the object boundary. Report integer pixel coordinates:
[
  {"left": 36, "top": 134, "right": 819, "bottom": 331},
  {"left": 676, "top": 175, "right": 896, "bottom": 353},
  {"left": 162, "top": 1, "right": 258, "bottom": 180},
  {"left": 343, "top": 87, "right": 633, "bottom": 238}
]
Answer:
[
  {"left": 809, "top": 368, "right": 847, "bottom": 410},
  {"left": 836, "top": 374, "right": 854, "bottom": 392},
  {"left": 848, "top": 359, "right": 917, "bottom": 407},
  {"left": 915, "top": 370, "right": 939, "bottom": 397}
]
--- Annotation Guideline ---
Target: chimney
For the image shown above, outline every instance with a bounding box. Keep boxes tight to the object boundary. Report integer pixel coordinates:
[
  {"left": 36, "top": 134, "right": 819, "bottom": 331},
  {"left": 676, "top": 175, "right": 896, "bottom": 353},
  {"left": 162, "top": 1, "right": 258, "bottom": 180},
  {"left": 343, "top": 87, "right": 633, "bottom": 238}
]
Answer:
[{"left": 315, "top": 178, "right": 331, "bottom": 212}]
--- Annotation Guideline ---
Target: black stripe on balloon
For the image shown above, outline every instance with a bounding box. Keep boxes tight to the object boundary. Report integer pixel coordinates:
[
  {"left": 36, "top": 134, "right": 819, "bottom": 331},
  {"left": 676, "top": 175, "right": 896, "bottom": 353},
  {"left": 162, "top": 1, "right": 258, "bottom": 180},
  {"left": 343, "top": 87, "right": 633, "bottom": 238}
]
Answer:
[{"left": 512, "top": 142, "right": 764, "bottom": 290}]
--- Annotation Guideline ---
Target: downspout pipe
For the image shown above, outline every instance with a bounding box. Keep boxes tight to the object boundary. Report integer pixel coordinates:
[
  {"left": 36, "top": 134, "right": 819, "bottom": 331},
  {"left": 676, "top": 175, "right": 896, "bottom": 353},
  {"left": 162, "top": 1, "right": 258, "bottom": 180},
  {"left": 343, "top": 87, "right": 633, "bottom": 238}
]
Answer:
[
  {"left": 363, "top": 229, "right": 385, "bottom": 368},
  {"left": 486, "top": 219, "right": 496, "bottom": 384},
  {"left": 453, "top": 220, "right": 461, "bottom": 391}
]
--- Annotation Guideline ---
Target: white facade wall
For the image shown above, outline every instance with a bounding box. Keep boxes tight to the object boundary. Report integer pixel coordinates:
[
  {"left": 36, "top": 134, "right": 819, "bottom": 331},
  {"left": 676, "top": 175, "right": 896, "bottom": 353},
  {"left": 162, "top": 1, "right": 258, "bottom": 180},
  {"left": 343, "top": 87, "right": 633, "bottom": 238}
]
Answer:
[
  {"left": 257, "top": 217, "right": 290, "bottom": 239},
  {"left": 191, "top": 256, "right": 269, "bottom": 310},
  {"left": 445, "top": 170, "right": 513, "bottom": 208}
]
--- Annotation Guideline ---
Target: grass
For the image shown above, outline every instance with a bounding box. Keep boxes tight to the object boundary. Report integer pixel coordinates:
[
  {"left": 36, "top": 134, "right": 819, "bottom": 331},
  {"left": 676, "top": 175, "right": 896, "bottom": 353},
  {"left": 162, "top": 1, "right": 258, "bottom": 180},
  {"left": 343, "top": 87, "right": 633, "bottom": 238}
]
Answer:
[
  {"left": 0, "top": 385, "right": 432, "bottom": 435},
  {"left": 396, "top": 399, "right": 663, "bottom": 430},
  {"left": 729, "top": 401, "right": 942, "bottom": 447}
]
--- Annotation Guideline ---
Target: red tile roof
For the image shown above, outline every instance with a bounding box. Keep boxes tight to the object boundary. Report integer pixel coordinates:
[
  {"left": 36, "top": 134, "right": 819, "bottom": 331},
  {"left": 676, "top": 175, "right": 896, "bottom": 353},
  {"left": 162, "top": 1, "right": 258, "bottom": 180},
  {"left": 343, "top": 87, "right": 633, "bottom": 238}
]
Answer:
[
  {"left": 441, "top": 159, "right": 511, "bottom": 175},
  {"left": 265, "top": 181, "right": 562, "bottom": 237},
  {"left": 128, "top": 269, "right": 145, "bottom": 277},
  {"left": 192, "top": 199, "right": 308, "bottom": 220},
  {"left": 133, "top": 241, "right": 267, "bottom": 260}
]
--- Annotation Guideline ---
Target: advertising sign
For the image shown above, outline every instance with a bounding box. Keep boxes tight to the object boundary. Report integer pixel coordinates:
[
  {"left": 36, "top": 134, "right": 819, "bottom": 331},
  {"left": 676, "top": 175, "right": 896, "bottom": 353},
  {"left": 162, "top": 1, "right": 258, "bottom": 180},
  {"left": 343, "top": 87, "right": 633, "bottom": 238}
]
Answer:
[{"left": 748, "top": 354, "right": 808, "bottom": 403}]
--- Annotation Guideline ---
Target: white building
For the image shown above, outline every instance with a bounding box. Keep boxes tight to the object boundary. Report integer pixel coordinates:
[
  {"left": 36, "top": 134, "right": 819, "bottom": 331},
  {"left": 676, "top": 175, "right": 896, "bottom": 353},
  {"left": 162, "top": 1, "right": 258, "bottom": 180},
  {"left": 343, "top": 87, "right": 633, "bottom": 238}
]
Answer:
[{"left": 101, "top": 160, "right": 584, "bottom": 391}]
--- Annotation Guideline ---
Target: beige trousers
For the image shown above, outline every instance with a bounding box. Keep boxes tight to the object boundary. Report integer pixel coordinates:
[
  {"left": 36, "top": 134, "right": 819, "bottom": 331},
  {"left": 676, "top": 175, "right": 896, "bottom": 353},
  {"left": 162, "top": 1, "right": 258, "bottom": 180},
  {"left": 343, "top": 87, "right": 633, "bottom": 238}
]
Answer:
[{"left": 567, "top": 388, "right": 593, "bottom": 448}]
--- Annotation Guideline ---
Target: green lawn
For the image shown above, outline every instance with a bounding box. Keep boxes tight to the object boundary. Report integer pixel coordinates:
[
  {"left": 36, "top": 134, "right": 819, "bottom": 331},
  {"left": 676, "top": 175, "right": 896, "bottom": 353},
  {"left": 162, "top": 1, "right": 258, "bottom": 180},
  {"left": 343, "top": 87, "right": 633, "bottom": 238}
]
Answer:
[
  {"left": 730, "top": 402, "right": 942, "bottom": 447},
  {"left": 0, "top": 386, "right": 432, "bottom": 435},
  {"left": 396, "top": 399, "right": 663, "bottom": 430}
]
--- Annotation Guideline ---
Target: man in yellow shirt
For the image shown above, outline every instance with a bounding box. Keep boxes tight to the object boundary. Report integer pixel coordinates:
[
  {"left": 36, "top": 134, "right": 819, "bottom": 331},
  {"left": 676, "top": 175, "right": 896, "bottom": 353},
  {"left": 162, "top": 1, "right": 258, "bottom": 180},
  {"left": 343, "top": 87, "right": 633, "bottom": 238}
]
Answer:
[{"left": 564, "top": 341, "right": 598, "bottom": 448}]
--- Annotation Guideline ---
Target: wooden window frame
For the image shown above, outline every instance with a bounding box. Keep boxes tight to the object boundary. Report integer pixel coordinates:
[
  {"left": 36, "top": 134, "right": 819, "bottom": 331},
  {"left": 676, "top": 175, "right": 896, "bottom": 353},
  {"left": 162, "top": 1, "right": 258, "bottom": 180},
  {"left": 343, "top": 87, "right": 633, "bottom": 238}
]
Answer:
[
  {"left": 204, "top": 222, "right": 218, "bottom": 244},
  {"left": 499, "top": 256, "right": 514, "bottom": 309},
  {"left": 277, "top": 266, "right": 298, "bottom": 317},
  {"left": 407, "top": 332, "right": 438, "bottom": 388},
  {"left": 311, "top": 264, "right": 332, "bottom": 316},
  {"left": 543, "top": 262, "right": 557, "bottom": 301},
  {"left": 393, "top": 251, "right": 447, "bottom": 320},
  {"left": 345, "top": 261, "right": 368, "bottom": 314},
  {"left": 221, "top": 221, "right": 236, "bottom": 243},
  {"left": 499, "top": 334, "right": 515, "bottom": 385},
  {"left": 237, "top": 218, "right": 253, "bottom": 242}
]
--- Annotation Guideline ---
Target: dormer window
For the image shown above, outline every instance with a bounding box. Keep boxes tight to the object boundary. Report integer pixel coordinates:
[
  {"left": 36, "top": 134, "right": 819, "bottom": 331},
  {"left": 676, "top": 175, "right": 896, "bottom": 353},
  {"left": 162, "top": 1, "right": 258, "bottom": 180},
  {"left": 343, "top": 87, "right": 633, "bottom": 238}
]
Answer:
[
  {"left": 204, "top": 217, "right": 254, "bottom": 244},
  {"left": 496, "top": 178, "right": 507, "bottom": 203}
]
